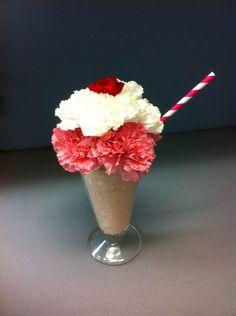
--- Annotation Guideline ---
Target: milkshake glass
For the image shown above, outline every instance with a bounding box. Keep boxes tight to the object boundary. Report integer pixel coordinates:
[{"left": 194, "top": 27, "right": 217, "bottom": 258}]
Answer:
[{"left": 83, "top": 168, "right": 142, "bottom": 265}]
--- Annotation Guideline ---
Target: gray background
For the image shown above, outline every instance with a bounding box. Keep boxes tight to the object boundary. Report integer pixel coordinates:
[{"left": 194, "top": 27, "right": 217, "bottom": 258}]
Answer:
[{"left": 0, "top": 0, "right": 236, "bottom": 150}]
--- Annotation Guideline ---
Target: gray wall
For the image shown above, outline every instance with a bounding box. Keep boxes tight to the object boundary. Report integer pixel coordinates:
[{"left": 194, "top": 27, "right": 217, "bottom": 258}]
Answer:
[{"left": 0, "top": 0, "right": 235, "bottom": 150}]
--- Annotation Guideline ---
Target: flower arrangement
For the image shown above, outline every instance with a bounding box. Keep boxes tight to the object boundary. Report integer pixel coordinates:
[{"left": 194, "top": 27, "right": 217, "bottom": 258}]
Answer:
[{"left": 52, "top": 77, "right": 164, "bottom": 181}]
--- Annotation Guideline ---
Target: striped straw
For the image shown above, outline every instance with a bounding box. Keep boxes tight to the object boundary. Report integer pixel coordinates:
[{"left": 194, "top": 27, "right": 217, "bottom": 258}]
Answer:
[{"left": 160, "top": 72, "right": 216, "bottom": 122}]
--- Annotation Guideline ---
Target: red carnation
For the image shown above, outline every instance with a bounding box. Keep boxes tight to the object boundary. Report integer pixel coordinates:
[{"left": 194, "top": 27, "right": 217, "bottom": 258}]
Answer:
[{"left": 88, "top": 77, "right": 124, "bottom": 96}]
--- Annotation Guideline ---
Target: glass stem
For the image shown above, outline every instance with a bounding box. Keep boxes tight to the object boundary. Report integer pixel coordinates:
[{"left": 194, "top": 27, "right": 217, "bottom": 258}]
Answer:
[{"left": 104, "top": 230, "right": 126, "bottom": 245}]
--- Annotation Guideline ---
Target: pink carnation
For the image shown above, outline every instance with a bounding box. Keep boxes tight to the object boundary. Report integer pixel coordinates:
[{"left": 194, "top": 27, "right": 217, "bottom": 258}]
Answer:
[
  {"left": 52, "top": 124, "right": 161, "bottom": 181},
  {"left": 52, "top": 127, "right": 101, "bottom": 174},
  {"left": 93, "top": 123, "right": 160, "bottom": 182}
]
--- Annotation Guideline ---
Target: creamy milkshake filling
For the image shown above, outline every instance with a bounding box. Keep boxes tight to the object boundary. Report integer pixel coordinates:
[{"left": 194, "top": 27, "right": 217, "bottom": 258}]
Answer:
[{"left": 83, "top": 168, "right": 138, "bottom": 235}]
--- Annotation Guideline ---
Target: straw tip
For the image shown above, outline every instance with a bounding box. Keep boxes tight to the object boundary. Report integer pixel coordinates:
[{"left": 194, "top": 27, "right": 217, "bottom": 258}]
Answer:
[{"left": 209, "top": 71, "right": 216, "bottom": 77}]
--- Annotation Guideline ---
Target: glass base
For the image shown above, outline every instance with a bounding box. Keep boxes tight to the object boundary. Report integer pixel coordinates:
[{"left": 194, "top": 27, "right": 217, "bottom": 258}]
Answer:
[{"left": 88, "top": 225, "right": 142, "bottom": 265}]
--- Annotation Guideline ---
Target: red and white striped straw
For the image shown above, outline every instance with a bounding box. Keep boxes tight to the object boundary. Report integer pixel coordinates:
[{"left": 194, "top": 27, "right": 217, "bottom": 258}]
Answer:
[{"left": 160, "top": 72, "right": 216, "bottom": 122}]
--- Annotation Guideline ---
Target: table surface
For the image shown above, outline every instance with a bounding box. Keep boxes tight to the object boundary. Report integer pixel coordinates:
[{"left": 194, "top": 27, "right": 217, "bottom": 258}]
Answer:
[{"left": 0, "top": 127, "right": 235, "bottom": 316}]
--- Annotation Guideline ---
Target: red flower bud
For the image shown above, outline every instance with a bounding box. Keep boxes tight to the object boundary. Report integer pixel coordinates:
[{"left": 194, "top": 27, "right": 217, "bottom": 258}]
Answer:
[{"left": 88, "top": 77, "right": 124, "bottom": 96}]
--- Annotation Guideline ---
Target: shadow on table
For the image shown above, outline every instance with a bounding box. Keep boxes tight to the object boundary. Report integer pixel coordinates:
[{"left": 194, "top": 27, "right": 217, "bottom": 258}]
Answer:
[
  {"left": 0, "top": 147, "right": 79, "bottom": 189},
  {"left": 1, "top": 127, "right": 235, "bottom": 190},
  {"left": 155, "top": 126, "right": 236, "bottom": 168}
]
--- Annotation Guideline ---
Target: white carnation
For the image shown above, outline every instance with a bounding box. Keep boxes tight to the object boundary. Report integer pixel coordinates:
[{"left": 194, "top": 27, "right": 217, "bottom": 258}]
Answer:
[{"left": 55, "top": 80, "right": 164, "bottom": 136}]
